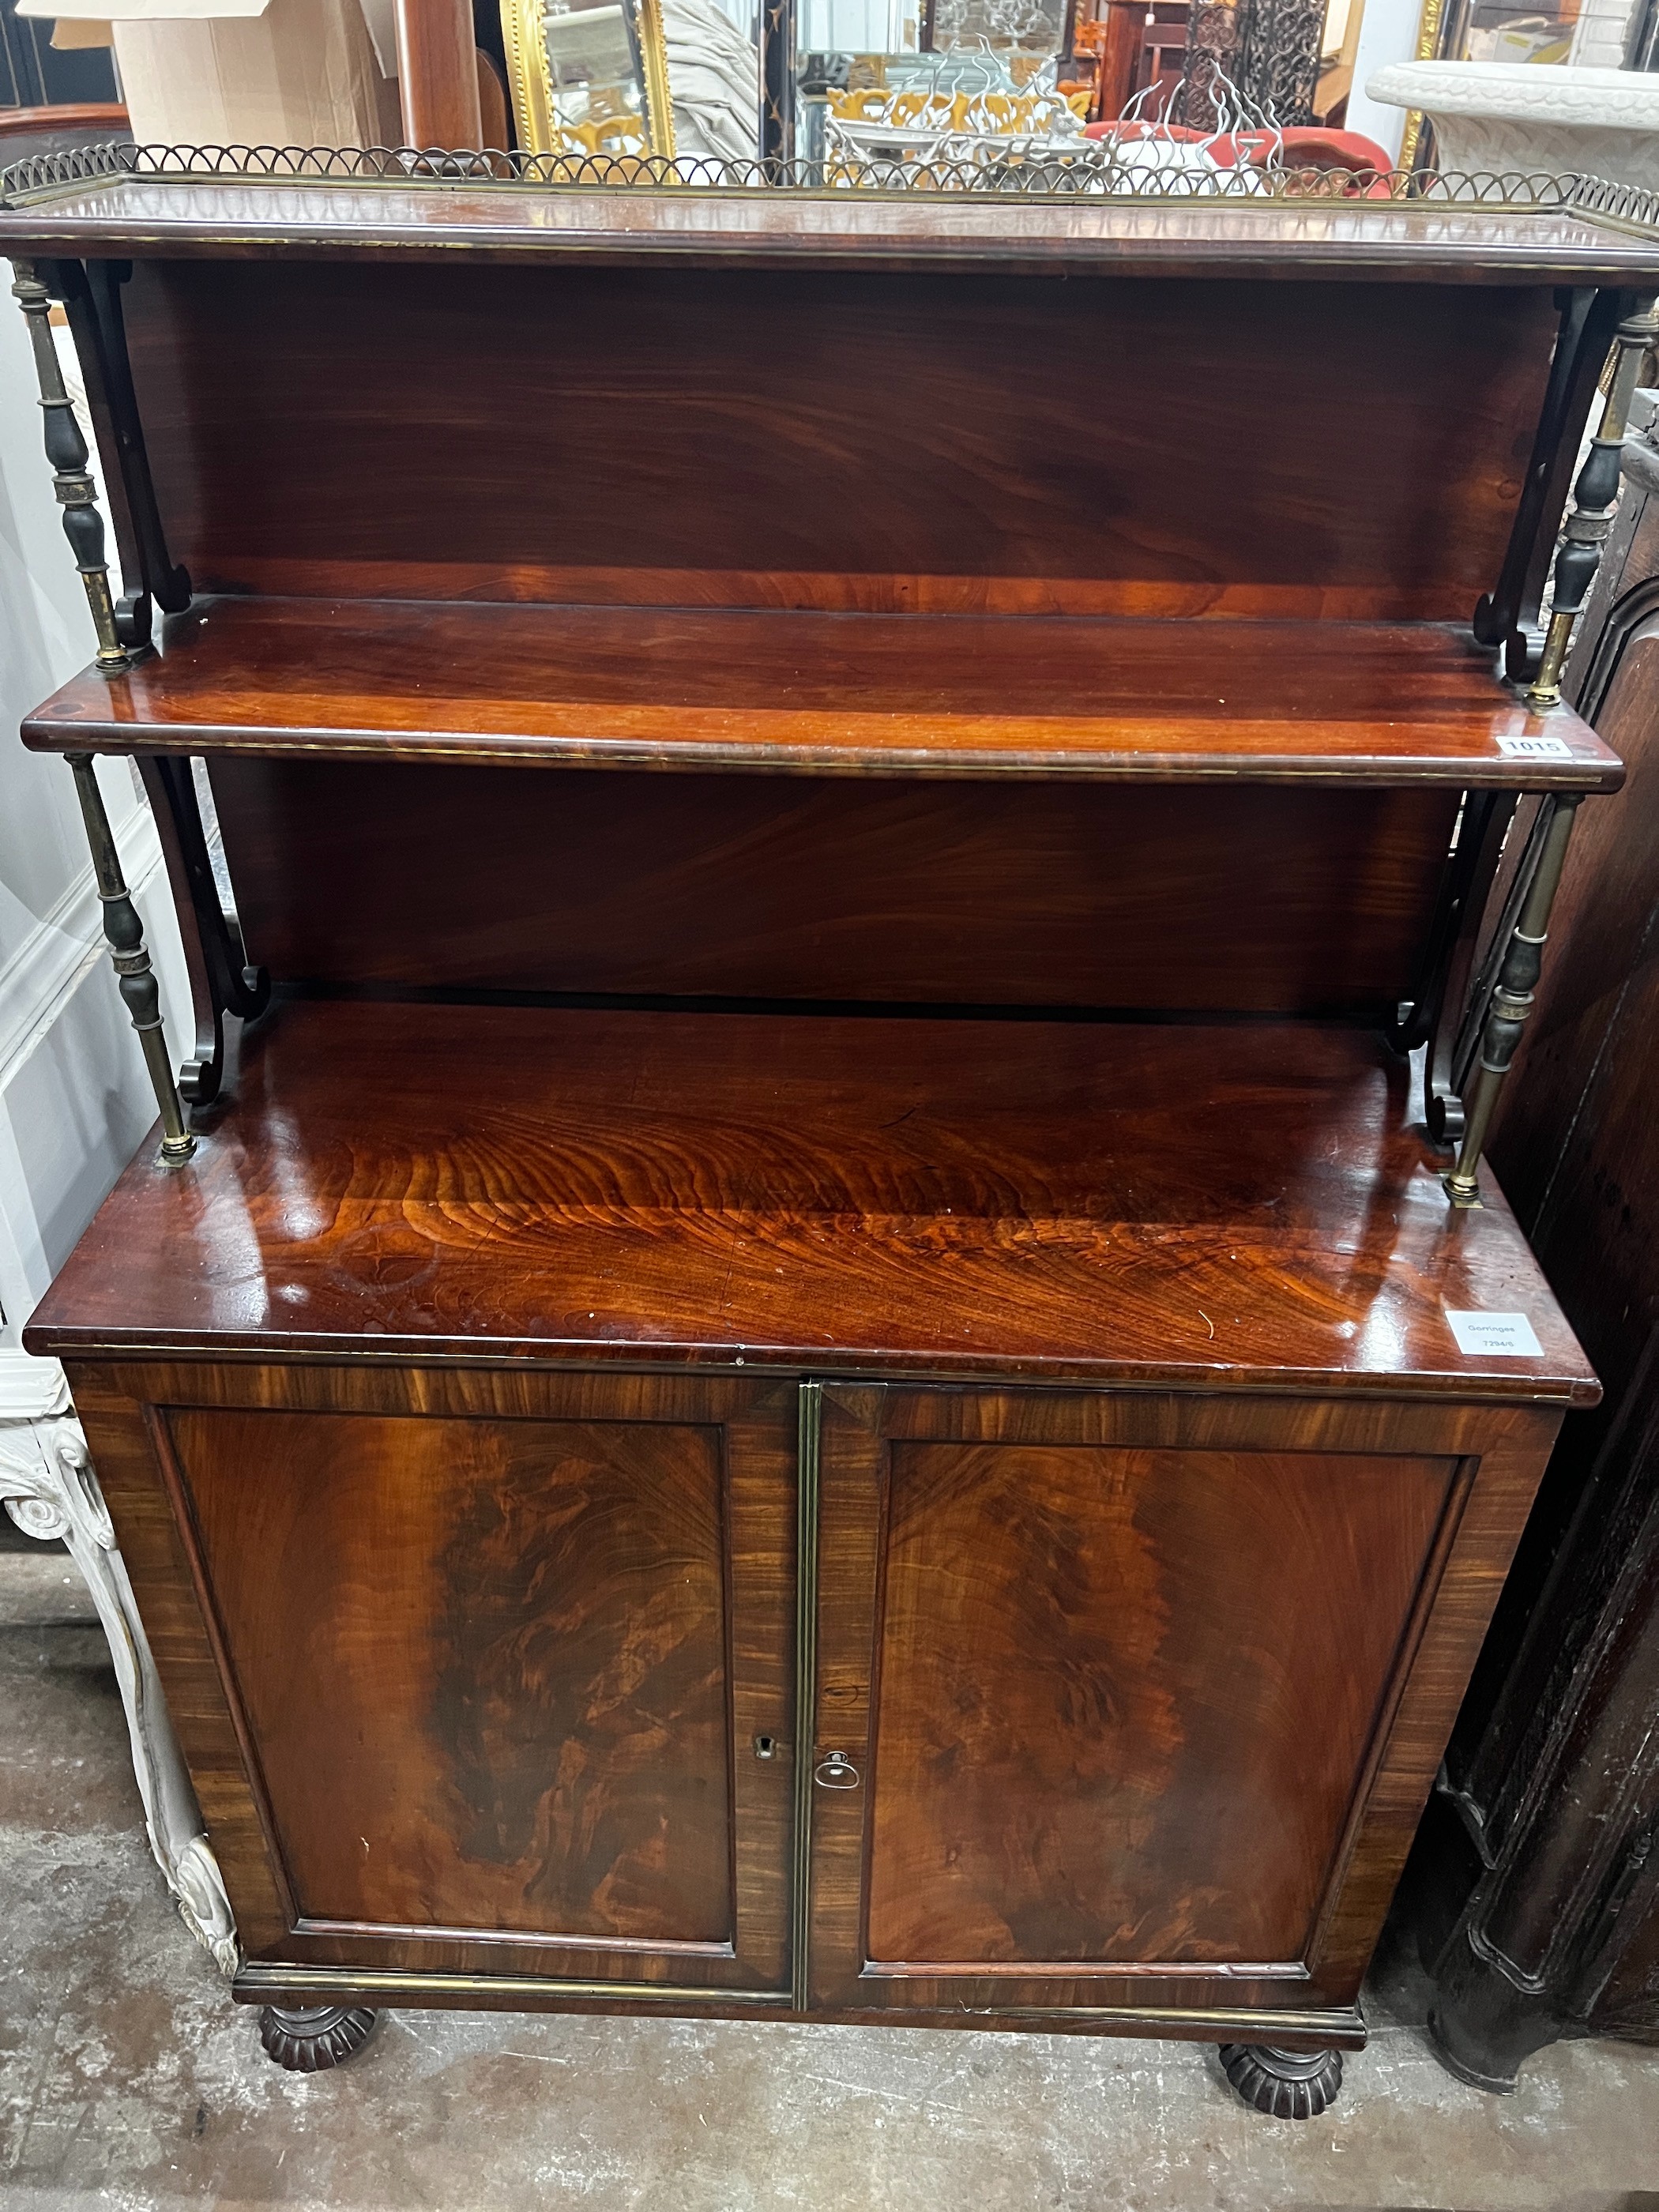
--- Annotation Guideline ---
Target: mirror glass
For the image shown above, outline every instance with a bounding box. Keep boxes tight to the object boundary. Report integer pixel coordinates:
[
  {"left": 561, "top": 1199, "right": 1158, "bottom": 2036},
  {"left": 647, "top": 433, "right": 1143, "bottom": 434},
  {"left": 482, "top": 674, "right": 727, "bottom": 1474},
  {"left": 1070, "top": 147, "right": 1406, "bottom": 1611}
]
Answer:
[
  {"left": 502, "top": 0, "right": 1394, "bottom": 181},
  {"left": 506, "top": 0, "right": 768, "bottom": 161},
  {"left": 542, "top": 2, "right": 652, "bottom": 156}
]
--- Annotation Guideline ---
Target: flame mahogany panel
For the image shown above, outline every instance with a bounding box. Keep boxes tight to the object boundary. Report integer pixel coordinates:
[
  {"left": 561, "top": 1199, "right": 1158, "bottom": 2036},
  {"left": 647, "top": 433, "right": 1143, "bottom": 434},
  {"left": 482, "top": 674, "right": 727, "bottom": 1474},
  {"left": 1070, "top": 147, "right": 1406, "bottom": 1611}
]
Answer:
[
  {"left": 75, "top": 1365, "right": 799, "bottom": 1988},
  {"left": 201, "top": 756, "right": 1458, "bottom": 1014},
  {"left": 118, "top": 258, "right": 1554, "bottom": 619},
  {"left": 165, "top": 1405, "right": 735, "bottom": 1947},
  {"left": 863, "top": 1439, "right": 1458, "bottom": 1967},
  {"left": 803, "top": 1383, "right": 1568, "bottom": 2019}
]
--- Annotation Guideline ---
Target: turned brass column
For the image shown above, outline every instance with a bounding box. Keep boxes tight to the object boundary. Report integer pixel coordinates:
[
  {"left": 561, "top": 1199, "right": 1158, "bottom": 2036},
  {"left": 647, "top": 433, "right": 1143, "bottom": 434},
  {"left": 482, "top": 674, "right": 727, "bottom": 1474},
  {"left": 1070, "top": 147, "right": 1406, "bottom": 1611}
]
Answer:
[
  {"left": 9, "top": 259, "right": 129, "bottom": 676},
  {"left": 66, "top": 754, "right": 196, "bottom": 1165},
  {"left": 10, "top": 258, "right": 195, "bottom": 1164},
  {"left": 1444, "top": 796, "right": 1580, "bottom": 1208}
]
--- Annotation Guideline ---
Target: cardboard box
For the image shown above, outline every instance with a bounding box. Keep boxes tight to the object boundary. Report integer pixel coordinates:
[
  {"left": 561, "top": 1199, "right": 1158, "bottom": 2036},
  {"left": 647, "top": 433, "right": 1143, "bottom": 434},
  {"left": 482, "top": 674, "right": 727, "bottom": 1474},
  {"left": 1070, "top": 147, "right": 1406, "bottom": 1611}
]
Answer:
[{"left": 15, "top": 0, "right": 402, "bottom": 149}]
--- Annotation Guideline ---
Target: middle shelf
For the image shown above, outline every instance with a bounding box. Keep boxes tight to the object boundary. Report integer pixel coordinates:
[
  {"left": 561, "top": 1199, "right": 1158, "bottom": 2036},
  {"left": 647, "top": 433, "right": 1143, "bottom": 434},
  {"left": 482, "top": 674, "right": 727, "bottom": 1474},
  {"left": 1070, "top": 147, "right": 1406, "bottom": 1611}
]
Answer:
[{"left": 23, "top": 595, "right": 1623, "bottom": 788}]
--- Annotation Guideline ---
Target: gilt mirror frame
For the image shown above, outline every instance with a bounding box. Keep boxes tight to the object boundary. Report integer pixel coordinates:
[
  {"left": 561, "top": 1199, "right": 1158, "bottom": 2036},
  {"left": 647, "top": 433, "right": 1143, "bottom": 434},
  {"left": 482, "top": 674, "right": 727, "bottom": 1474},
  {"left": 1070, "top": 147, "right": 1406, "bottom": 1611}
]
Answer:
[
  {"left": 1396, "top": 0, "right": 1445, "bottom": 170},
  {"left": 503, "top": 0, "right": 679, "bottom": 160}
]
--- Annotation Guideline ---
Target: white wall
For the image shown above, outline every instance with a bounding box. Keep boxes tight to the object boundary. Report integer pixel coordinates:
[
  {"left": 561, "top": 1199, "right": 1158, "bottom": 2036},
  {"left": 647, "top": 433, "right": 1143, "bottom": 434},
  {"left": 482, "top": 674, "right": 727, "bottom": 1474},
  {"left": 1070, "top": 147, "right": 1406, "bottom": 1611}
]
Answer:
[
  {"left": 0, "top": 292, "right": 188, "bottom": 1416},
  {"left": 1571, "top": 0, "right": 1639, "bottom": 65},
  {"left": 1346, "top": 0, "right": 1428, "bottom": 159},
  {"left": 797, "top": 0, "right": 919, "bottom": 51}
]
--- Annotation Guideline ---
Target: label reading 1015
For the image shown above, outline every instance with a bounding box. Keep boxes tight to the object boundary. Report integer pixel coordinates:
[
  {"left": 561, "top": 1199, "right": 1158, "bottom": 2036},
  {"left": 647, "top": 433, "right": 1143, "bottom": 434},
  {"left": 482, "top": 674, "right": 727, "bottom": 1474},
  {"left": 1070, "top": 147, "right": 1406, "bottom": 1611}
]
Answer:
[{"left": 1495, "top": 733, "right": 1574, "bottom": 760}]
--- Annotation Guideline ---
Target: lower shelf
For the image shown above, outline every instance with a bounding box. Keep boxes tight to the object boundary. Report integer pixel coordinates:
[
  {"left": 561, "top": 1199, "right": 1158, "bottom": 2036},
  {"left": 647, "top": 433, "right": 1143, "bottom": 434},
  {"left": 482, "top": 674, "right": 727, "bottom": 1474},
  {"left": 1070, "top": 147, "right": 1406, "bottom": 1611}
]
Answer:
[{"left": 26, "top": 996, "right": 1594, "bottom": 1401}]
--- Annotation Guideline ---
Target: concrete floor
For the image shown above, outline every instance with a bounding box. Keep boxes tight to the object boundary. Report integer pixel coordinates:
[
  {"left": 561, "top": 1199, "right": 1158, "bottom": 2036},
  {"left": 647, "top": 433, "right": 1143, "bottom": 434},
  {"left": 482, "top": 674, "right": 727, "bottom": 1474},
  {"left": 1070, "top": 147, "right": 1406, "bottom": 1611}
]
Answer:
[{"left": 3, "top": 1544, "right": 1657, "bottom": 2212}]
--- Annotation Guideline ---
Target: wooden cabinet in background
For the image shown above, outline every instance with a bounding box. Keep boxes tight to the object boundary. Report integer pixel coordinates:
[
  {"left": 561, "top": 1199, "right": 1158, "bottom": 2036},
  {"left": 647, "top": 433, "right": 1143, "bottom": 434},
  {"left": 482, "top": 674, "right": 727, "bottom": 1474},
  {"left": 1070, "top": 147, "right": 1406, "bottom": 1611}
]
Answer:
[{"left": 1391, "top": 401, "right": 1659, "bottom": 2092}]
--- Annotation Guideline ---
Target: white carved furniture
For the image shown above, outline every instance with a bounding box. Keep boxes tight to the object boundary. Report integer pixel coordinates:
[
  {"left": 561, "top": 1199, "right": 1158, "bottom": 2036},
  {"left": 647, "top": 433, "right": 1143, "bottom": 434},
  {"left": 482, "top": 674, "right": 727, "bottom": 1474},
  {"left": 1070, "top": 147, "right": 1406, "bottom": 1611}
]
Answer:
[
  {"left": 1, "top": 1386, "right": 238, "bottom": 1976},
  {"left": 1367, "top": 62, "right": 1659, "bottom": 191}
]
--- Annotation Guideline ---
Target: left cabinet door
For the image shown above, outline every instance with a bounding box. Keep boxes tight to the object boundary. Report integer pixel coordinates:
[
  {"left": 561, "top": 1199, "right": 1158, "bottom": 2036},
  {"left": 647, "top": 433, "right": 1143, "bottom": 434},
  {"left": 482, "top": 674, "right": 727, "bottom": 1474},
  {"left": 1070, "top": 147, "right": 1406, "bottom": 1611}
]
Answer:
[{"left": 70, "top": 1361, "right": 799, "bottom": 1999}]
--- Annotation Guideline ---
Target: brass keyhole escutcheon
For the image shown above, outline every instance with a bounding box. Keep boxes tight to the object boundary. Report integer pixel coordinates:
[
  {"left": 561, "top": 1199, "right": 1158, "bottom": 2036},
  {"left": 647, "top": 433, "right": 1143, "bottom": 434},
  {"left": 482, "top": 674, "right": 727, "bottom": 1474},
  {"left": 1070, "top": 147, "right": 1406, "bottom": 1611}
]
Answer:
[{"left": 814, "top": 1750, "right": 860, "bottom": 1789}]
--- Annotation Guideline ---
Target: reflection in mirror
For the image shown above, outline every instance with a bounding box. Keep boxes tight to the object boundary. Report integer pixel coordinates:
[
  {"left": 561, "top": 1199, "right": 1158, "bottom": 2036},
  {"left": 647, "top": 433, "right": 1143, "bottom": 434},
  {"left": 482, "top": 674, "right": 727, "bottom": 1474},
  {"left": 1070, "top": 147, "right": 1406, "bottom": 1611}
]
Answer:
[
  {"left": 1434, "top": 0, "right": 1581, "bottom": 63},
  {"left": 926, "top": 0, "right": 1065, "bottom": 50},
  {"left": 796, "top": 0, "right": 1082, "bottom": 173},
  {"left": 502, "top": 0, "right": 1396, "bottom": 179},
  {"left": 547, "top": 1, "right": 657, "bottom": 152},
  {"left": 666, "top": 0, "right": 765, "bottom": 158}
]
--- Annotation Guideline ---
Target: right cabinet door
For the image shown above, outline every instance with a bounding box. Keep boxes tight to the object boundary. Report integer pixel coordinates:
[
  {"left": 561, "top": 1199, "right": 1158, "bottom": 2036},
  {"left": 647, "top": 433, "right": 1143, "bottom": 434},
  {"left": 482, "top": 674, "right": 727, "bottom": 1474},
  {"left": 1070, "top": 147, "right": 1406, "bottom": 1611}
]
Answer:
[{"left": 803, "top": 1382, "right": 1556, "bottom": 2026}]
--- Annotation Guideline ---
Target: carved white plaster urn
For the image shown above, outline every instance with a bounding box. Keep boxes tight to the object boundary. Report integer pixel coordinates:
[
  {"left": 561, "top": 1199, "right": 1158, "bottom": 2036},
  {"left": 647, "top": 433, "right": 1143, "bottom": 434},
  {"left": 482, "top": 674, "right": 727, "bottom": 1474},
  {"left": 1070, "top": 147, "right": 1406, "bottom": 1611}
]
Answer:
[{"left": 1367, "top": 62, "right": 1659, "bottom": 191}]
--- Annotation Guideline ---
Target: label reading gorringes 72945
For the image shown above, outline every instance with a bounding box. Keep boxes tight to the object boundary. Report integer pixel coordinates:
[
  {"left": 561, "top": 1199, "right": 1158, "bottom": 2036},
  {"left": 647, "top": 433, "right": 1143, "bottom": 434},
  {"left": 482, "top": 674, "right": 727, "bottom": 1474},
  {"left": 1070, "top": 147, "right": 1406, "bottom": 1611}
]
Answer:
[{"left": 1444, "top": 1310, "right": 1544, "bottom": 1356}]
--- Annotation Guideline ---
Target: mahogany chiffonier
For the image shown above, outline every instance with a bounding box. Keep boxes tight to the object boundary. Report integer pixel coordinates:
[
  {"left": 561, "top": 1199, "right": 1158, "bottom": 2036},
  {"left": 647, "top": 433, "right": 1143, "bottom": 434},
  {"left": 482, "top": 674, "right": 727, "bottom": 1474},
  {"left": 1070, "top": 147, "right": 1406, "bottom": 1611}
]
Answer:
[{"left": 3, "top": 148, "right": 1653, "bottom": 2114}]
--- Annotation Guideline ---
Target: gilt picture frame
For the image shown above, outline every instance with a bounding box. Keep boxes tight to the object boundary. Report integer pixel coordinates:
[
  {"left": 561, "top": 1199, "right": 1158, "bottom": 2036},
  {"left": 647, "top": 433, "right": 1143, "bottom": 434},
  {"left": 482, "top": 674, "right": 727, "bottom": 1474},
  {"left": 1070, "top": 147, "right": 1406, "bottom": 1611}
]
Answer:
[{"left": 503, "top": 0, "right": 678, "bottom": 161}]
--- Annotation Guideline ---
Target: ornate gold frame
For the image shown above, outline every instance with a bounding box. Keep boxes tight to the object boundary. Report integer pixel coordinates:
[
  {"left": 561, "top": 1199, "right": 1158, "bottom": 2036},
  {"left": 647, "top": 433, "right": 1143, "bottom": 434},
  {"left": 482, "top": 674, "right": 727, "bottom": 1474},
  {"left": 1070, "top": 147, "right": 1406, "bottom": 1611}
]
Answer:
[
  {"left": 1398, "top": 0, "right": 1446, "bottom": 171},
  {"left": 502, "top": 0, "right": 677, "bottom": 160}
]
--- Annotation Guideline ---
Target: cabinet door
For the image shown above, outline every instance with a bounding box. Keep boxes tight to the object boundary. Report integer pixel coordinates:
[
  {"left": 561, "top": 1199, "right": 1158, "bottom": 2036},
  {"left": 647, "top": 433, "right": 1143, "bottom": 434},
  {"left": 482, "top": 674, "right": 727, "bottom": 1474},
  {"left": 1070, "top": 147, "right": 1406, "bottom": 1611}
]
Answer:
[
  {"left": 803, "top": 1383, "right": 1550, "bottom": 2023},
  {"left": 111, "top": 1364, "right": 796, "bottom": 1996}
]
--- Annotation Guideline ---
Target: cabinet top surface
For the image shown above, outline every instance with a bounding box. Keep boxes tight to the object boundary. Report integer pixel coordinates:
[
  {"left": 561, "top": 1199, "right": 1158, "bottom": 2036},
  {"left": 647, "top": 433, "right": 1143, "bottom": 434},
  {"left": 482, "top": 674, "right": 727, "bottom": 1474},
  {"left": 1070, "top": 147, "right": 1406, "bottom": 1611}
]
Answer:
[
  {"left": 2, "top": 161, "right": 1658, "bottom": 280},
  {"left": 26, "top": 999, "right": 1598, "bottom": 1404}
]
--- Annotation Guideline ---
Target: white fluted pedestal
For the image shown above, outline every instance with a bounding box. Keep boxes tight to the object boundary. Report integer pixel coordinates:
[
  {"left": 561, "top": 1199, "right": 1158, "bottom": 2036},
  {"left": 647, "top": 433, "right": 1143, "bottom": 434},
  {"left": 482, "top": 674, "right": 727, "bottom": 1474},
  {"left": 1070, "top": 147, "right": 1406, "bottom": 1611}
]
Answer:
[{"left": 1367, "top": 62, "right": 1659, "bottom": 190}]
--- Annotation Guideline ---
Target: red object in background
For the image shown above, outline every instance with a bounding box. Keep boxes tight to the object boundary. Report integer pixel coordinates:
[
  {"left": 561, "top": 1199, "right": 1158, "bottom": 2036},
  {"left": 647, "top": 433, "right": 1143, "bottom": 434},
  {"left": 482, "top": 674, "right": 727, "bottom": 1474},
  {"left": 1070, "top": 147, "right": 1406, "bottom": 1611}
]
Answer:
[
  {"left": 1274, "top": 127, "right": 1395, "bottom": 172},
  {"left": 1085, "top": 118, "right": 1395, "bottom": 193},
  {"left": 1083, "top": 119, "right": 1209, "bottom": 141}
]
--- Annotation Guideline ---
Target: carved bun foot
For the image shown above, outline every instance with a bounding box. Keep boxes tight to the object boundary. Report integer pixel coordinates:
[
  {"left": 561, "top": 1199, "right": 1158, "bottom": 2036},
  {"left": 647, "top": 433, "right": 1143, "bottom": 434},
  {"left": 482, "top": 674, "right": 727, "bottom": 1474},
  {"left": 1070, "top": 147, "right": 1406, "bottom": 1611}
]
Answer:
[
  {"left": 1219, "top": 2041, "right": 1344, "bottom": 2118},
  {"left": 258, "top": 2003, "right": 378, "bottom": 2072}
]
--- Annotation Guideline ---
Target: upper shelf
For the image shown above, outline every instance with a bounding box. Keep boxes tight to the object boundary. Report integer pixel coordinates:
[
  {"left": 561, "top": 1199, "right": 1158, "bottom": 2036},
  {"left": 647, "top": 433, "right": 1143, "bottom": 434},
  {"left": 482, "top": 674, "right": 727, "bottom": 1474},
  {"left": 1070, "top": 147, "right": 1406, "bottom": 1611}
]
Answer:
[
  {"left": 2, "top": 162, "right": 1659, "bottom": 281},
  {"left": 24, "top": 596, "right": 1622, "bottom": 789}
]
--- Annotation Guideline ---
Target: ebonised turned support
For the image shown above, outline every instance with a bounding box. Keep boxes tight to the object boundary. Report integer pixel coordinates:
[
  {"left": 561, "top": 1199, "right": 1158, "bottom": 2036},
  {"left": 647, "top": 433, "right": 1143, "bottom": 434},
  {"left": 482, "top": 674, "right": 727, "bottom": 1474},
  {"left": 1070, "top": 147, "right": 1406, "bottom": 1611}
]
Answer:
[
  {"left": 258, "top": 2003, "right": 379, "bottom": 2072},
  {"left": 65, "top": 750, "right": 196, "bottom": 1165},
  {"left": 1445, "top": 794, "right": 1580, "bottom": 1206},
  {"left": 1218, "top": 2042, "right": 1344, "bottom": 2118},
  {"left": 9, "top": 258, "right": 128, "bottom": 675}
]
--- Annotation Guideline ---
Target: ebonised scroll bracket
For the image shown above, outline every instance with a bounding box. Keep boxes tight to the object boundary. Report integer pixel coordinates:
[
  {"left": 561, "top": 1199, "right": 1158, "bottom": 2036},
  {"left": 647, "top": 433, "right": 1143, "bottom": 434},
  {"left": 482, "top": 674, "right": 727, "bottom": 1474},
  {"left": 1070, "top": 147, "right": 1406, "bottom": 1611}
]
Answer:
[
  {"left": 1389, "top": 787, "right": 1514, "bottom": 1149},
  {"left": 1218, "top": 2041, "right": 1344, "bottom": 2119},
  {"left": 1425, "top": 1945, "right": 1563, "bottom": 2094},
  {"left": 138, "top": 757, "right": 271, "bottom": 1107},
  {"left": 1422, "top": 790, "right": 1518, "bottom": 1150},
  {"left": 64, "top": 750, "right": 196, "bottom": 1164},
  {"left": 9, "top": 258, "right": 130, "bottom": 675},
  {"left": 1473, "top": 287, "right": 1620, "bottom": 685},
  {"left": 54, "top": 257, "right": 193, "bottom": 655},
  {"left": 258, "top": 2004, "right": 380, "bottom": 2073},
  {"left": 1527, "top": 292, "right": 1659, "bottom": 711}
]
